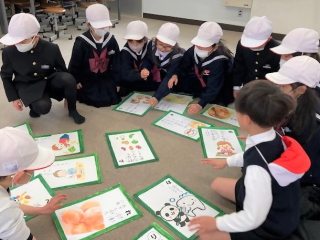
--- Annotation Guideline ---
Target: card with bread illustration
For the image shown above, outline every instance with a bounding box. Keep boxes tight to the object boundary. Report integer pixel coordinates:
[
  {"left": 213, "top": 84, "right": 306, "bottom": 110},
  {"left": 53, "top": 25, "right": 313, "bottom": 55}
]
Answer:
[
  {"left": 113, "top": 92, "right": 152, "bottom": 116},
  {"left": 199, "top": 127, "right": 245, "bottom": 158},
  {"left": 33, "top": 154, "right": 102, "bottom": 190},
  {"left": 201, "top": 104, "right": 240, "bottom": 127},
  {"left": 53, "top": 184, "right": 142, "bottom": 240},
  {"left": 153, "top": 93, "right": 193, "bottom": 114}
]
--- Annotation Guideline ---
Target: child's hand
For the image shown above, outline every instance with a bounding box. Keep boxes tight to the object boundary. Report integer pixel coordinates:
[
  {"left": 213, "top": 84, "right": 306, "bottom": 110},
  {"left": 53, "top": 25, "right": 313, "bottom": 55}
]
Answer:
[
  {"left": 76, "top": 83, "right": 82, "bottom": 89},
  {"left": 189, "top": 216, "right": 218, "bottom": 235},
  {"left": 12, "top": 99, "right": 23, "bottom": 111},
  {"left": 168, "top": 75, "right": 178, "bottom": 89},
  {"left": 201, "top": 158, "right": 227, "bottom": 169},
  {"left": 237, "top": 135, "right": 247, "bottom": 140},
  {"left": 41, "top": 194, "right": 67, "bottom": 214},
  {"left": 149, "top": 97, "right": 158, "bottom": 107},
  {"left": 141, "top": 69, "right": 149, "bottom": 80},
  {"left": 188, "top": 104, "right": 202, "bottom": 114}
]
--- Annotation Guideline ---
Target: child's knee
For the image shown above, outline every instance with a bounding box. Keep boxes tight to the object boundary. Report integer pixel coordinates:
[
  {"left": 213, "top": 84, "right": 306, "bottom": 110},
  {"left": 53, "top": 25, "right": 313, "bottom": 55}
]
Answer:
[{"left": 211, "top": 178, "right": 223, "bottom": 192}]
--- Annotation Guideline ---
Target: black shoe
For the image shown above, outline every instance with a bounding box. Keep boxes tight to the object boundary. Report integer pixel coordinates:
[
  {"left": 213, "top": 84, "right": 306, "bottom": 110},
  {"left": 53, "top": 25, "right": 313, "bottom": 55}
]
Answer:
[
  {"left": 69, "top": 110, "right": 85, "bottom": 124},
  {"left": 29, "top": 109, "right": 40, "bottom": 118}
]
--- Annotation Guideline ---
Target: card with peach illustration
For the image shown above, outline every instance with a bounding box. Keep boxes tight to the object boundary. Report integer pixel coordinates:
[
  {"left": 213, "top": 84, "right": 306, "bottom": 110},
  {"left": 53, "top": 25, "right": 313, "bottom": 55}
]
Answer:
[
  {"left": 53, "top": 184, "right": 142, "bottom": 240},
  {"left": 113, "top": 92, "right": 152, "bottom": 116},
  {"left": 105, "top": 129, "right": 158, "bottom": 168}
]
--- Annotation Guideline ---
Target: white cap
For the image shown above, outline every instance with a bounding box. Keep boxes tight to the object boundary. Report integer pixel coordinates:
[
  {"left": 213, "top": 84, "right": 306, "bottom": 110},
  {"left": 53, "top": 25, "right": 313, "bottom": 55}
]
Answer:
[
  {"left": 0, "top": 13, "right": 40, "bottom": 45},
  {"left": 191, "top": 22, "right": 223, "bottom": 47},
  {"left": 124, "top": 20, "right": 148, "bottom": 40},
  {"left": 156, "top": 23, "right": 180, "bottom": 46},
  {"left": 271, "top": 28, "right": 319, "bottom": 55},
  {"left": 266, "top": 56, "right": 320, "bottom": 88},
  {"left": 86, "top": 4, "right": 112, "bottom": 28},
  {"left": 241, "top": 16, "right": 273, "bottom": 48},
  {"left": 0, "top": 127, "right": 55, "bottom": 176}
]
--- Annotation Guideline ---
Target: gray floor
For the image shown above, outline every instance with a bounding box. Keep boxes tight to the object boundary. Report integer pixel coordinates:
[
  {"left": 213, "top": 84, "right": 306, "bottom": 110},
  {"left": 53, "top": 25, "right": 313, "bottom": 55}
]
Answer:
[{"left": 0, "top": 14, "right": 244, "bottom": 240}]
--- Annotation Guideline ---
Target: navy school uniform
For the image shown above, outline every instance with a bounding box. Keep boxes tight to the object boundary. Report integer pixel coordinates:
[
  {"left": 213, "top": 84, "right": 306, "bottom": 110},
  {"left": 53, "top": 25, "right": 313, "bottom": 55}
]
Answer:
[
  {"left": 233, "top": 39, "right": 280, "bottom": 87},
  {"left": 179, "top": 46, "right": 234, "bottom": 108},
  {"left": 141, "top": 38, "right": 184, "bottom": 101},
  {"left": 120, "top": 41, "right": 159, "bottom": 94},
  {"left": 68, "top": 30, "right": 121, "bottom": 108}
]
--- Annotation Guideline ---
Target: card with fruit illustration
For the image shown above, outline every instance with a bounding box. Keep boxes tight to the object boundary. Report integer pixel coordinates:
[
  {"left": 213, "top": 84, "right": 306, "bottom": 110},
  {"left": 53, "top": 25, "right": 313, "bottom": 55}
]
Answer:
[
  {"left": 33, "top": 154, "right": 102, "bottom": 190},
  {"left": 152, "top": 111, "right": 213, "bottom": 141},
  {"left": 132, "top": 222, "right": 176, "bottom": 240},
  {"left": 201, "top": 104, "right": 239, "bottom": 127},
  {"left": 10, "top": 175, "right": 55, "bottom": 221},
  {"left": 14, "top": 122, "right": 34, "bottom": 136},
  {"left": 113, "top": 92, "right": 152, "bottom": 116},
  {"left": 34, "top": 130, "right": 84, "bottom": 157},
  {"left": 105, "top": 129, "right": 158, "bottom": 168},
  {"left": 199, "top": 127, "right": 245, "bottom": 158},
  {"left": 153, "top": 93, "right": 193, "bottom": 114},
  {"left": 53, "top": 184, "right": 143, "bottom": 240},
  {"left": 134, "top": 175, "right": 224, "bottom": 240}
]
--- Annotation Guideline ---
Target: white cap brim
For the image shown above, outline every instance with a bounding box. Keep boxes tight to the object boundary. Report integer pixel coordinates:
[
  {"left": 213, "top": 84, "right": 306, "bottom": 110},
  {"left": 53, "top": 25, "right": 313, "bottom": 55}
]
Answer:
[
  {"left": 90, "top": 20, "right": 112, "bottom": 28},
  {"left": 25, "top": 145, "right": 55, "bottom": 171},
  {"left": 270, "top": 45, "right": 296, "bottom": 55},
  {"left": 191, "top": 36, "right": 214, "bottom": 47},
  {"left": 266, "top": 72, "right": 296, "bottom": 85},
  {"left": 156, "top": 35, "right": 175, "bottom": 46},
  {"left": 124, "top": 34, "right": 145, "bottom": 40},
  {"left": 0, "top": 34, "right": 25, "bottom": 45},
  {"left": 241, "top": 34, "right": 268, "bottom": 48}
]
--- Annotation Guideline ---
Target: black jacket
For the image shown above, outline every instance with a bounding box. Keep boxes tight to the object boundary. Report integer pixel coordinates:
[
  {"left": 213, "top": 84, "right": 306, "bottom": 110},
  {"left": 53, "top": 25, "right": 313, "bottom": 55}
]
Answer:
[
  {"left": 1, "top": 38, "right": 67, "bottom": 106},
  {"left": 233, "top": 39, "right": 280, "bottom": 87}
]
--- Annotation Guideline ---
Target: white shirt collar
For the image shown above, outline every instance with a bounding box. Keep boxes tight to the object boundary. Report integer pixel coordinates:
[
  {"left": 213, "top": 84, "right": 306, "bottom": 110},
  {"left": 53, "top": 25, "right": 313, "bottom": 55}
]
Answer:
[{"left": 245, "top": 128, "right": 276, "bottom": 150}]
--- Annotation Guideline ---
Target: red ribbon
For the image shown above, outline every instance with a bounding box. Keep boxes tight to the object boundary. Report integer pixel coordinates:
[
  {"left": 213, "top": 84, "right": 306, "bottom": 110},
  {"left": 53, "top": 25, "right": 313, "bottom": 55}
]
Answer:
[
  {"left": 152, "top": 65, "right": 162, "bottom": 82},
  {"left": 89, "top": 49, "right": 109, "bottom": 73},
  {"left": 194, "top": 64, "right": 206, "bottom": 87}
]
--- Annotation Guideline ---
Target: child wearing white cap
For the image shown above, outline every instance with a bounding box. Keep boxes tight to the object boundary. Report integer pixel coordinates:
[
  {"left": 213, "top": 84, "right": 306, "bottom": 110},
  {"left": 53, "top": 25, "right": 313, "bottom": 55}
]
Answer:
[
  {"left": 266, "top": 56, "right": 320, "bottom": 220},
  {"left": 179, "top": 22, "right": 234, "bottom": 114},
  {"left": 233, "top": 16, "right": 280, "bottom": 98},
  {"left": 0, "top": 127, "right": 67, "bottom": 240},
  {"left": 68, "top": 4, "right": 121, "bottom": 107},
  {"left": 141, "top": 22, "right": 185, "bottom": 107},
  {"left": 0, "top": 13, "right": 85, "bottom": 124},
  {"left": 119, "top": 20, "right": 158, "bottom": 96}
]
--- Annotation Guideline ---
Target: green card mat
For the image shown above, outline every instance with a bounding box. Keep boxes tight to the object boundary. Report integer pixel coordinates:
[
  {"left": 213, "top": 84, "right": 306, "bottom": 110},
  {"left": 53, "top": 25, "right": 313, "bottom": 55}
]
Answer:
[
  {"left": 105, "top": 129, "right": 159, "bottom": 168},
  {"left": 33, "top": 154, "right": 102, "bottom": 190},
  {"left": 134, "top": 175, "right": 224, "bottom": 240}
]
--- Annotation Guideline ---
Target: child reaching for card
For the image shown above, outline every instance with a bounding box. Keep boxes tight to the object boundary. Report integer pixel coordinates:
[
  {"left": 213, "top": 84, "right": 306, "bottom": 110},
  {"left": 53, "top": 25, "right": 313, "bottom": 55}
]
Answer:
[{"left": 189, "top": 80, "right": 310, "bottom": 240}]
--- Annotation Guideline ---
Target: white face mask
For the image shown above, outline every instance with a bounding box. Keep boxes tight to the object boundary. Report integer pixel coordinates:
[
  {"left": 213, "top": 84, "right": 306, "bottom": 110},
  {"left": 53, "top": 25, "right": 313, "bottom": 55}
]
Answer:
[
  {"left": 93, "top": 27, "right": 109, "bottom": 37},
  {"left": 15, "top": 36, "right": 35, "bottom": 53},
  {"left": 279, "top": 59, "right": 287, "bottom": 68},
  {"left": 155, "top": 49, "right": 171, "bottom": 60},
  {"left": 194, "top": 46, "right": 209, "bottom": 58},
  {"left": 128, "top": 43, "right": 143, "bottom": 54}
]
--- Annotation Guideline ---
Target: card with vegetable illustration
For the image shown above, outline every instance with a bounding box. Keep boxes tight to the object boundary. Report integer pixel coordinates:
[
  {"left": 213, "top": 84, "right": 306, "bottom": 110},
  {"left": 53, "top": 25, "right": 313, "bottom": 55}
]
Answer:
[
  {"left": 113, "top": 92, "right": 152, "bottom": 116},
  {"left": 33, "top": 154, "right": 102, "bottom": 190},
  {"left": 132, "top": 222, "right": 176, "bottom": 240},
  {"left": 10, "top": 175, "right": 55, "bottom": 221},
  {"left": 34, "top": 130, "right": 84, "bottom": 157},
  {"left": 105, "top": 129, "right": 158, "bottom": 168},
  {"left": 53, "top": 184, "right": 142, "bottom": 240}
]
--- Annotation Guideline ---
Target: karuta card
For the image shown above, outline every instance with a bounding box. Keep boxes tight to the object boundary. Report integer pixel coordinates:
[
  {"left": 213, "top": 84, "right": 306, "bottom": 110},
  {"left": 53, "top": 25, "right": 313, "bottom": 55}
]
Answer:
[
  {"left": 201, "top": 104, "right": 239, "bottom": 127},
  {"left": 152, "top": 111, "right": 212, "bottom": 141},
  {"left": 105, "top": 129, "right": 158, "bottom": 168},
  {"left": 53, "top": 184, "right": 142, "bottom": 240},
  {"left": 14, "top": 122, "right": 34, "bottom": 136},
  {"left": 134, "top": 175, "right": 224, "bottom": 240},
  {"left": 10, "top": 175, "right": 55, "bottom": 221},
  {"left": 132, "top": 222, "right": 176, "bottom": 240},
  {"left": 154, "top": 93, "right": 193, "bottom": 114},
  {"left": 199, "top": 127, "right": 244, "bottom": 158},
  {"left": 34, "top": 130, "right": 84, "bottom": 157},
  {"left": 33, "top": 154, "right": 102, "bottom": 190},
  {"left": 113, "top": 92, "right": 152, "bottom": 116}
]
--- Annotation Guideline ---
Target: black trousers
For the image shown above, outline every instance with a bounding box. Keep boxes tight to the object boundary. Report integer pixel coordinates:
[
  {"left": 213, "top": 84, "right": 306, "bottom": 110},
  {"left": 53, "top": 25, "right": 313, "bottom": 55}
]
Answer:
[{"left": 29, "top": 72, "right": 77, "bottom": 115}]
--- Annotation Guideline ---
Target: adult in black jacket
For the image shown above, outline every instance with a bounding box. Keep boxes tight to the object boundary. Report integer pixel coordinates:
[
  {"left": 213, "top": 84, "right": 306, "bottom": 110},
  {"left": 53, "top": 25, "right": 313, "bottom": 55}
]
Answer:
[
  {"left": 0, "top": 13, "right": 85, "bottom": 124},
  {"left": 233, "top": 16, "right": 280, "bottom": 98}
]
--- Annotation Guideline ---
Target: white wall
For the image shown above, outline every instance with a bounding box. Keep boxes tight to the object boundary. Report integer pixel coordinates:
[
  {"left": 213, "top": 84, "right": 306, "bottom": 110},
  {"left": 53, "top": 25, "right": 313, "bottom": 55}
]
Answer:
[
  {"left": 143, "top": 0, "right": 251, "bottom": 26},
  {"left": 251, "top": 0, "right": 320, "bottom": 34}
]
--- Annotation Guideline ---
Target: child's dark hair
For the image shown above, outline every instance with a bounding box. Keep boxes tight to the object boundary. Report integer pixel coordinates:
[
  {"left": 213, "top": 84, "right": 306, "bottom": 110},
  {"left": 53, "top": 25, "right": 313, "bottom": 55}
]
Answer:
[
  {"left": 0, "top": 176, "right": 7, "bottom": 181},
  {"left": 235, "top": 80, "right": 297, "bottom": 128},
  {"left": 214, "top": 40, "right": 234, "bottom": 59},
  {"left": 288, "top": 82, "right": 318, "bottom": 142},
  {"left": 292, "top": 52, "right": 320, "bottom": 62}
]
